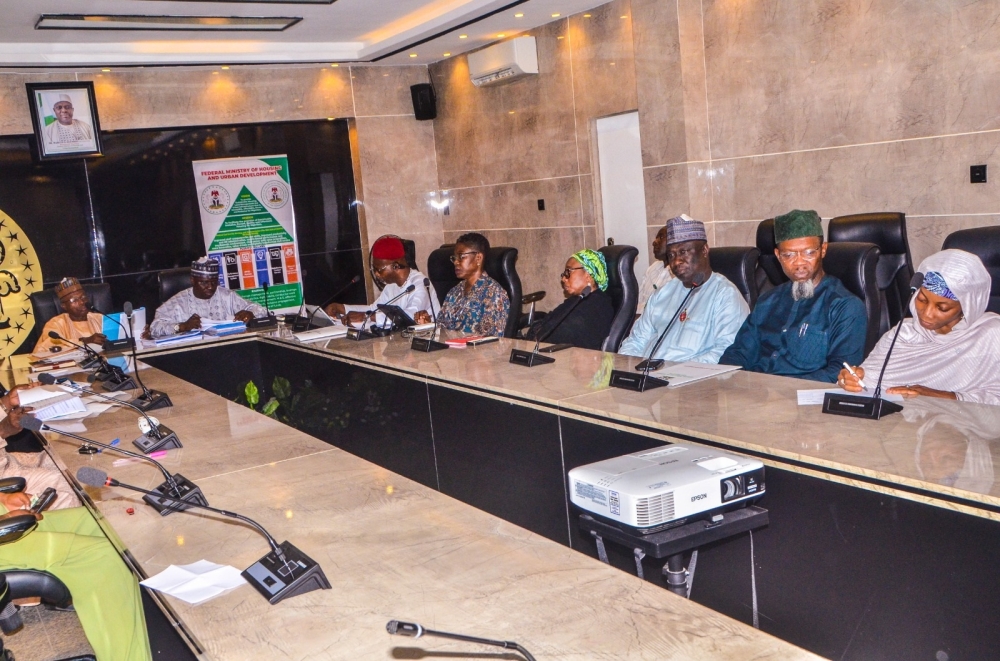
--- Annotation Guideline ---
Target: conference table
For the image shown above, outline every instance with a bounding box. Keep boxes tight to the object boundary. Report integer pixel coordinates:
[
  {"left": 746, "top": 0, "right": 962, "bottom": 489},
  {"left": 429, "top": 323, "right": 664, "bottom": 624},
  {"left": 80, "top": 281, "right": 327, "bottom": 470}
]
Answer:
[{"left": 20, "top": 327, "right": 1000, "bottom": 660}]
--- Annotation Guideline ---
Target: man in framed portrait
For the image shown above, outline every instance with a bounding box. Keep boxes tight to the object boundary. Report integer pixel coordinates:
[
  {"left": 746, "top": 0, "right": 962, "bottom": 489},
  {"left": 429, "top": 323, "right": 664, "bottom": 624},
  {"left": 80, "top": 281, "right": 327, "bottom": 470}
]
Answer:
[{"left": 43, "top": 93, "right": 94, "bottom": 146}]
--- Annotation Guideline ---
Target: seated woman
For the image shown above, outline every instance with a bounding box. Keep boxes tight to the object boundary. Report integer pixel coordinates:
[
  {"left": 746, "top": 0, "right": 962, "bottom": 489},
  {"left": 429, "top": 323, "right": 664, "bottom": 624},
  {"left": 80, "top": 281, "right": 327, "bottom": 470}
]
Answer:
[
  {"left": 524, "top": 249, "right": 614, "bottom": 350},
  {"left": 415, "top": 233, "right": 509, "bottom": 336},
  {"left": 839, "top": 249, "right": 1000, "bottom": 405}
]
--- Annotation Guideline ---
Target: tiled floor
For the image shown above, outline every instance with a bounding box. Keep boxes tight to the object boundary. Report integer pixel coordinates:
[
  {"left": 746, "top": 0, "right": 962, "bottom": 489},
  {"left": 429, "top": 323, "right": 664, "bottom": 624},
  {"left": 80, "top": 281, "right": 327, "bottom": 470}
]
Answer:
[{"left": 1, "top": 604, "right": 93, "bottom": 661}]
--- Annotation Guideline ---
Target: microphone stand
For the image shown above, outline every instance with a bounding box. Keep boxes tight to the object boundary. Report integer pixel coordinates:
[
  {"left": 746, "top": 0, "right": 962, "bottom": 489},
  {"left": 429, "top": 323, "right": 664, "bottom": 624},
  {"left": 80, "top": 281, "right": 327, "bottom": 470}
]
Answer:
[
  {"left": 609, "top": 273, "right": 706, "bottom": 392},
  {"left": 41, "top": 374, "right": 182, "bottom": 453},
  {"left": 48, "top": 331, "right": 137, "bottom": 391},
  {"left": 246, "top": 282, "right": 278, "bottom": 331},
  {"left": 510, "top": 286, "right": 592, "bottom": 367},
  {"left": 348, "top": 284, "right": 414, "bottom": 341},
  {"left": 411, "top": 278, "right": 448, "bottom": 352},
  {"left": 296, "top": 276, "right": 361, "bottom": 332},
  {"left": 76, "top": 469, "right": 331, "bottom": 605},
  {"left": 88, "top": 305, "right": 135, "bottom": 352},
  {"left": 386, "top": 620, "right": 536, "bottom": 661},
  {"left": 823, "top": 272, "right": 925, "bottom": 420},
  {"left": 33, "top": 422, "right": 202, "bottom": 516},
  {"left": 122, "top": 302, "right": 173, "bottom": 412}
]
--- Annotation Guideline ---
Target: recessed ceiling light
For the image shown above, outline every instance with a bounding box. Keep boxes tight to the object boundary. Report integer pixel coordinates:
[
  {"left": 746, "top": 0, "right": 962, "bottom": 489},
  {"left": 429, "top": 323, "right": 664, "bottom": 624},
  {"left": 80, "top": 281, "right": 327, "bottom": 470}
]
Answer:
[
  {"left": 35, "top": 14, "right": 301, "bottom": 31},
  {"left": 514, "top": 12, "right": 523, "bottom": 17},
  {"left": 552, "top": 13, "right": 560, "bottom": 17},
  {"left": 459, "top": 34, "right": 467, "bottom": 39},
  {"left": 327, "top": 117, "right": 335, "bottom": 121},
  {"left": 584, "top": 14, "right": 591, "bottom": 18},
  {"left": 443, "top": 52, "right": 451, "bottom": 57},
  {"left": 330, "top": 63, "right": 339, "bottom": 67},
  {"left": 497, "top": 33, "right": 505, "bottom": 38},
  {"left": 621, "top": 15, "right": 628, "bottom": 19},
  {"left": 212, "top": 71, "right": 219, "bottom": 75},
  {"left": 101, "top": 68, "right": 110, "bottom": 72},
  {"left": 409, "top": 53, "right": 417, "bottom": 58},
  {"left": 221, "top": 66, "right": 229, "bottom": 69}
]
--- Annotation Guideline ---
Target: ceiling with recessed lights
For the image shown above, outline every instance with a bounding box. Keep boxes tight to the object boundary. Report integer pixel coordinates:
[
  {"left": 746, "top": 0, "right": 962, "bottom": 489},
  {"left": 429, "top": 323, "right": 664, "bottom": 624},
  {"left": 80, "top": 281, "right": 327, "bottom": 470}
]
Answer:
[{"left": 0, "top": 0, "right": 611, "bottom": 67}]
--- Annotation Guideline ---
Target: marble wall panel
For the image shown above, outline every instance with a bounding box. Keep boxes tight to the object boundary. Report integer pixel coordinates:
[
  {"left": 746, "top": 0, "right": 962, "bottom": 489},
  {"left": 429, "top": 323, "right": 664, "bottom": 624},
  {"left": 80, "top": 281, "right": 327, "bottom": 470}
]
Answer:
[
  {"left": 712, "top": 131, "right": 1000, "bottom": 222},
  {"left": 0, "top": 72, "right": 78, "bottom": 135},
  {"left": 351, "top": 65, "right": 429, "bottom": 117},
  {"left": 431, "top": 20, "right": 579, "bottom": 189},
  {"left": 630, "top": 0, "right": 687, "bottom": 168},
  {"left": 643, "top": 163, "right": 691, "bottom": 227},
  {"left": 444, "top": 226, "right": 585, "bottom": 312},
  {"left": 703, "top": 0, "right": 1000, "bottom": 159},
  {"left": 443, "top": 176, "right": 586, "bottom": 233},
  {"left": 712, "top": 220, "right": 758, "bottom": 249},
  {"left": 676, "top": 0, "right": 711, "bottom": 163},
  {"left": 905, "top": 215, "right": 1000, "bottom": 270},
  {"left": 568, "top": 0, "right": 639, "bottom": 175}
]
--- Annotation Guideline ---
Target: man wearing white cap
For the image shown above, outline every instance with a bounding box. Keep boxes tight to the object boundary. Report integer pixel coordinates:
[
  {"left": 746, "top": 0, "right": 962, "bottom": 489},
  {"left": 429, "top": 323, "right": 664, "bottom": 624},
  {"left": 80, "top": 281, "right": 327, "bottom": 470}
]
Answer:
[
  {"left": 150, "top": 258, "right": 266, "bottom": 337},
  {"left": 619, "top": 215, "right": 749, "bottom": 364},
  {"left": 42, "top": 94, "right": 94, "bottom": 145}
]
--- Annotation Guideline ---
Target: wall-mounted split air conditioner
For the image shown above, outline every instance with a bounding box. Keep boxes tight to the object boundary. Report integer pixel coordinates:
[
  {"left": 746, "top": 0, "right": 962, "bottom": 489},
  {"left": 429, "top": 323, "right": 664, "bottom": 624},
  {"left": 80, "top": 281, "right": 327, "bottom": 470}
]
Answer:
[{"left": 468, "top": 36, "right": 538, "bottom": 87}]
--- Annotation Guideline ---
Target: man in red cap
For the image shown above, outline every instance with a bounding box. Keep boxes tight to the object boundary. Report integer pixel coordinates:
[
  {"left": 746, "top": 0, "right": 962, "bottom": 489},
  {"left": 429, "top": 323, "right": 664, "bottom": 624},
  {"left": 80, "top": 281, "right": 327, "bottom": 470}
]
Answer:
[
  {"left": 32, "top": 277, "right": 106, "bottom": 355},
  {"left": 325, "top": 235, "right": 437, "bottom": 327}
]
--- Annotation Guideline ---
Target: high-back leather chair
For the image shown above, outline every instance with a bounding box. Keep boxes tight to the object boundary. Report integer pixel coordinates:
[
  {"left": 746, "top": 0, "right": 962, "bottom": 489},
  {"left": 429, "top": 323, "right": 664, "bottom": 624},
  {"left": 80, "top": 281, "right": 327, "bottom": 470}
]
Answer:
[
  {"left": 708, "top": 246, "right": 761, "bottom": 309},
  {"left": 25, "top": 282, "right": 113, "bottom": 354},
  {"left": 754, "top": 219, "right": 787, "bottom": 295},
  {"left": 426, "top": 245, "right": 523, "bottom": 338},
  {"left": 598, "top": 244, "right": 638, "bottom": 352},
  {"left": 158, "top": 267, "right": 192, "bottom": 304},
  {"left": 829, "top": 212, "right": 914, "bottom": 328},
  {"left": 822, "top": 242, "right": 883, "bottom": 356},
  {"left": 942, "top": 227, "right": 1000, "bottom": 315}
]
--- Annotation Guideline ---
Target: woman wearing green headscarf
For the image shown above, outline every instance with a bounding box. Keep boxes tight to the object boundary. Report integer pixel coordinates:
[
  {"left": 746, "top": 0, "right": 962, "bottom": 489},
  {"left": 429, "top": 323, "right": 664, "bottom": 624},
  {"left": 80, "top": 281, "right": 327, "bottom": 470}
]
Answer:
[{"left": 524, "top": 249, "right": 615, "bottom": 350}]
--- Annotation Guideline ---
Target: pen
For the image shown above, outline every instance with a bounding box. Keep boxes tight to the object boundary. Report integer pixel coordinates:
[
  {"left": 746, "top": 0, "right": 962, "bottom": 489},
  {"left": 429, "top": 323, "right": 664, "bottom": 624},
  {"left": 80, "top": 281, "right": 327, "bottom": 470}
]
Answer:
[{"left": 842, "top": 362, "right": 868, "bottom": 392}]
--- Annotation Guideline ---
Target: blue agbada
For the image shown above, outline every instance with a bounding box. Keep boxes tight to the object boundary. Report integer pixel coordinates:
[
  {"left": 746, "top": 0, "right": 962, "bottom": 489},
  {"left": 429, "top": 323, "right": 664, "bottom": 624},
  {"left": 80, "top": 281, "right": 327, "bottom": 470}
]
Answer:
[{"left": 719, "top": 275, "right": 866, "bottom": 382}]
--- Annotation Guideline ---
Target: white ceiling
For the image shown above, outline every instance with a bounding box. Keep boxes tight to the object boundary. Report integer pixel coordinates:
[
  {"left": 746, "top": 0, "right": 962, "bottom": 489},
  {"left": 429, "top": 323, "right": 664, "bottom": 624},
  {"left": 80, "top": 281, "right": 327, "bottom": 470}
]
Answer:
[{"left": 0, "top": 0, "right": 611, "bottom": 66}]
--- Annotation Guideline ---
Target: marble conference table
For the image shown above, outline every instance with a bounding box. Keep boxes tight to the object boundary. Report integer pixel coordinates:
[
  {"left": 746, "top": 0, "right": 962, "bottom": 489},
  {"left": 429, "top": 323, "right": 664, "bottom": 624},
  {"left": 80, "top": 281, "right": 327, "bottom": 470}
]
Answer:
[{"left": 37, "top": 365, "right": 818, "bottom": 661}]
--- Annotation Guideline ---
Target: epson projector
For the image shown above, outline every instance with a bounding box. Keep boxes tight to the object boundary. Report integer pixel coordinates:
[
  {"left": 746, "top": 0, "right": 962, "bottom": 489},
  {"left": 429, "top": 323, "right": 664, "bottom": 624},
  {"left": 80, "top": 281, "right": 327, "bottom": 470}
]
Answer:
[{"left": 568, "top": 443, "right": 765, "bottom": 534}]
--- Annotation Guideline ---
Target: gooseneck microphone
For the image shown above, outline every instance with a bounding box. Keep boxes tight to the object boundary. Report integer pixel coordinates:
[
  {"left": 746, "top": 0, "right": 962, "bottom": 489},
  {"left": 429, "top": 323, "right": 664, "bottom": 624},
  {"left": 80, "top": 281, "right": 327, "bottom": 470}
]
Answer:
[
  {"left": 75, "top": 467, "right": 331, "bottom": 605},
  {"left": 37, "top": 373, "right": 181, "bottom": 454},
  {"left": 23, "top": 415, "right": 200, "bottom": 516},
  {"left": 302, "top": 275, "right": 362, "bottom": 331},
  {"left": 386, "top": 620, "right": 536, "bottom": 661},
  {"left": 122, "top": 301, "right": 173, "bottom": 412},
  {"left": 87, "top": 304, "right": 135, "bottom": 351},
  {"left": 377, "top": 283, "right": 417, "bottom": 332},
  {"left": 637, "top": 271, "right": 708, "bottom": 374},
  {"left": 510, "top": 286, "right": 593, "bottom": 368},
  {"left": 47, "top": 331, "right": 136, "bottom": 390},
  {"left": 411, "top": 277, "right": 449, "bottom": 352},
  {"left": 822, "top": 271, "right": 925, "bottom": 420},
  {"left": 246, "top": 283, "right": 279, "bottom": 331}
]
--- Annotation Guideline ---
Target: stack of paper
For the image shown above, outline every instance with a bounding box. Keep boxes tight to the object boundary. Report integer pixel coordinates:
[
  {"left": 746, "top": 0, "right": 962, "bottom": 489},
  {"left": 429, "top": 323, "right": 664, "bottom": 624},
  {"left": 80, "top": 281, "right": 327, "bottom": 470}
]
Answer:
[
  {"left": 154, "top": 330, "right": 203, "bottom": 346},
  {"left": 294, "top": 325, "right": 349, "bottom": 342},
  {"left": 140, "top": 560, "right": 247, "bottom": 605},
  {"left": 649, "top": 361, "right": 742, "bottom": 387}
]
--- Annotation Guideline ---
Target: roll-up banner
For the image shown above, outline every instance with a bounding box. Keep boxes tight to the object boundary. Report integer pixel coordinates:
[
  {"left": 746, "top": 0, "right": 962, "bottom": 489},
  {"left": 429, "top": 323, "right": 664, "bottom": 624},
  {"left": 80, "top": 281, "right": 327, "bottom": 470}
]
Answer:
[{"left": 192, "top": 155, "right": 302, "bottom": 313}]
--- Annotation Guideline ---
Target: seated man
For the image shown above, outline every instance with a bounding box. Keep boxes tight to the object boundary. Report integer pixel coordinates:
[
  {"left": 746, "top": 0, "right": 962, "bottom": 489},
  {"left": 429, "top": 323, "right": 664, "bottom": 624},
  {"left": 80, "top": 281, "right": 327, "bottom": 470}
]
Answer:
[
  {"left": 325, "top": 236, "right": 436, "bottom": 328},
  {"left": 32, "top": 277, "right": 106, "bottom": 354},
  {"left": 0, "top": 500, "right": 152, "bottom": 661},
  {"left": 0, "top": 392, "right": 77, "bottom": 510},
  {"left": 719, "top": 209, "right": 866, "bottom": 382},
  {"left": 416, "top": 233, "right": 509, "bottom": 336},
  {"left": 636, "top": 222, "right": 676, "bottom": 318},
  {"left": 619, "top": 215, "right": 749, "bottom": 363},
  {"left": 525, "top": 249, "right": 614, "bottom": 350},
  {"left": 150, "top": 258, "right": 266, "bottom": 337}
]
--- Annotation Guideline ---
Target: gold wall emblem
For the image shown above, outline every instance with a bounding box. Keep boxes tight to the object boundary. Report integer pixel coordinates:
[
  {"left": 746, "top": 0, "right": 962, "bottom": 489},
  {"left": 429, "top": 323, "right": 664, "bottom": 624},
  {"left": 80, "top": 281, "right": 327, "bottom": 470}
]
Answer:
[{"left": 0, "top": 208, "right": 43, "bottom": 357}]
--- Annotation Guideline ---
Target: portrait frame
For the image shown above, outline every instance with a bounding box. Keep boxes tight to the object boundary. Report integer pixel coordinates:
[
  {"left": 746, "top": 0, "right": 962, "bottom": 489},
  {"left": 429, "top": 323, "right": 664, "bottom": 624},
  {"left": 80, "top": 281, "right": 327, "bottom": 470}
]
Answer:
[{"left": 25, "top": 81, "right": 103, "bottom": 161}]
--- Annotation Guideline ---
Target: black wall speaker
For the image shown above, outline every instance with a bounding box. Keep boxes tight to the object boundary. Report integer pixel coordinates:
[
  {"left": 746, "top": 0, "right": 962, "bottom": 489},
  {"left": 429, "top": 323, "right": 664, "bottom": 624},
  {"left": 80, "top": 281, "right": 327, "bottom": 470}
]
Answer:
[{"left": 410, "top": 83, "right": 437, "bottom": 121}]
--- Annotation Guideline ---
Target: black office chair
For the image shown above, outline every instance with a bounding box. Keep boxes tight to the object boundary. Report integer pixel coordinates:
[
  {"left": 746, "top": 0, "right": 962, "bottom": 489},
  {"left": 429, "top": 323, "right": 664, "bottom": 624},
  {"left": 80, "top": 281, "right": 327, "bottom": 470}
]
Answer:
[
  {"left": 829, "top": 212, "right": 914, "bottom": 328},
  {"left": 598, "top": 244, "right": 639, "bottom": 352},
  {"left": 754, "top": 219, "right": 787, "bottom": 295},
  {"left": 426, "top": 245, "right": 529, "bottom": 338},
  {"left": 708, "top": 246, "right": 761, "bottom": 309},
  {"left": 942, "top": 226, "right": 1000, "bottom": 315},
  {"left": 822, "top": 242, "right": 883, "bottom": 356},
  {"left": 157, "top": 267, "right": 192, "bottom": 304},
  {"left": 23, "top": 283, "right": 114, "bottom": 355}
]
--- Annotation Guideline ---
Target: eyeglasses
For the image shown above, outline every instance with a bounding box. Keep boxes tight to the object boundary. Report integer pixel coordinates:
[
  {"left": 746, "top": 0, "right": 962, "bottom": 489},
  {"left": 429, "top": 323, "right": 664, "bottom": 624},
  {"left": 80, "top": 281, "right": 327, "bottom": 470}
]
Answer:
[
  {"left": 63, "top": 295, "right": 87, "bottom": 305},
  {"left": 449, "top": 251, "right": 480, "bottom": 264},
  {"left": 778, "top": 249, "right": 821, "bottom": 261},
  {"left": 561, "top": 267, "right": 586, "bottom": 279},
  {"left": 375, "top": 263, "right": 403, "bottom": 273}
]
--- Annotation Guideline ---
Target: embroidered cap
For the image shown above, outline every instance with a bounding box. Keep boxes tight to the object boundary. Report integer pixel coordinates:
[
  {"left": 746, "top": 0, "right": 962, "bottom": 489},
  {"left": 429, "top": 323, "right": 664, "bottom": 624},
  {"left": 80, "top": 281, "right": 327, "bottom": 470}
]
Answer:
[
  {"left": 191, "top": 257, "right": 221, "bottom": 277},
  {"left": 664, "top": 214, "right": 707, "bottom": 246}
]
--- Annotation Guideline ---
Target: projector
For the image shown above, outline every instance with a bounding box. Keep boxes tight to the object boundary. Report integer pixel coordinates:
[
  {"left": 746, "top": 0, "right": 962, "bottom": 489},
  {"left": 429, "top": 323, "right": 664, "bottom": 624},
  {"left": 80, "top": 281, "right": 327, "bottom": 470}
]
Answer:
[{"left": 568, "top": 443, "right": 764, "bottom": 534}]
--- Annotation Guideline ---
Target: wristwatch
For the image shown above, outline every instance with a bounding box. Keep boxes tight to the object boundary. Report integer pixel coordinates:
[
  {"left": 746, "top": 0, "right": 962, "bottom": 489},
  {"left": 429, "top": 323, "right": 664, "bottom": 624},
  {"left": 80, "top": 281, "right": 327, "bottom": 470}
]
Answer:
[{"left": 173, "top": 323, "right": 181, "bottom": 333}]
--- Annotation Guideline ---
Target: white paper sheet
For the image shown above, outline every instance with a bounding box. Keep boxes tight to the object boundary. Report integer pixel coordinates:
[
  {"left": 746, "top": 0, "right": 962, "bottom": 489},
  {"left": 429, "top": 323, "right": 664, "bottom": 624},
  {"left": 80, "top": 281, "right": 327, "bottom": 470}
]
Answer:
[
  {"left": 797, "top": 388, "right": 905, "bottom": 406},
  {"left": 140, "top": 560, "right": 247, "bottom": 606},
  {"left": 649, "top": 361, "right": 742, "bottom": 388},
  {"left": 16, "top": 386, "right": 70, "bottom": 406},
  {"left": 33, "top": 396, "right": 87, "bottom": 421}
]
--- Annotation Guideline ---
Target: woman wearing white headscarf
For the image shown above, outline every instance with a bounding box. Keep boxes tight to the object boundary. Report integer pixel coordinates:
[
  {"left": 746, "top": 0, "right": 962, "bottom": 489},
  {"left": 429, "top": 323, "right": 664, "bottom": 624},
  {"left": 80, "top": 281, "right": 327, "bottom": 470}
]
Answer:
[{"left": 838, "top": 249, "right": 1000, "bottom": 405}]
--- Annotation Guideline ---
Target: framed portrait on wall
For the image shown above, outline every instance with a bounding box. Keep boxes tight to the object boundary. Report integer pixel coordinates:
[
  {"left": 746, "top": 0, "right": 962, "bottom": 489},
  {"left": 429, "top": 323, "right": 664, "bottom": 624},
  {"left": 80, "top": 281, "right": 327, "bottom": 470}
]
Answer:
[{"left": 25, "top": 81, "right": 103, "bottom": 160}]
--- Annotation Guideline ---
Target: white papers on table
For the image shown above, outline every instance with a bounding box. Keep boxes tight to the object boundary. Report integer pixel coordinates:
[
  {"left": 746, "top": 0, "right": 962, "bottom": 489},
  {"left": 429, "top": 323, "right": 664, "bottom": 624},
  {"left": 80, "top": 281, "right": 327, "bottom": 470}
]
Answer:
[
  {"left": 649, "top": 361, "right": 742, "bottom": 388},
  {"left": 16, "top": 386, "right": 69, "bottom": 406},
  {"left": 409, "top": 322, "right": 437, "bottom": 333},
  {"left": 140, "top": 560, "right": 247, "bottom": 605},
  {"left": 303, "top": 305, "right": 338, "bottom": 327},
  {"left": 154, "top": 330, "right": 203, "bottom": 346},
  {"left": 33, "top": 396, "right": 87, "bottom": 421},
  {"left": 796, "top": 388, "right": 906, "bottom": 405},
  {"left": 294, "top": 325, "right": 349, "bottom": 342}
]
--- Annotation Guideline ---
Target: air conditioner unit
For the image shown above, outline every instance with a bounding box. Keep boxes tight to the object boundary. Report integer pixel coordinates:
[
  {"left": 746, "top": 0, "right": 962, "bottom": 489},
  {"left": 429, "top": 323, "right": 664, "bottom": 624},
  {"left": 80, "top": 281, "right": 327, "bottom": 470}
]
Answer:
[{"left": 468, "top": 36, "right": 538, "bottom": 87}]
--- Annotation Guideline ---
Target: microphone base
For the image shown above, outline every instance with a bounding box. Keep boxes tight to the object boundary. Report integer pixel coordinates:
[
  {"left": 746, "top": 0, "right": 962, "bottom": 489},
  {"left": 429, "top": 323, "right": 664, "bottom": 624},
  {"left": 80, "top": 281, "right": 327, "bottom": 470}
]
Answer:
[
  {"left": 634, "top": 358, "right": 665, "bottom": 372},
  {"left": 822, "top": 393, "right": 903, "bottom": 420},
  {"left": 242, "top": 541, "right": 331, "bottom": 605},
  {"left": 246, "top": 315, "right": 278, "bottom": 331},
  {"left": 509, "top": 348, "right": 555, "bottom": 367},
  {"left": 608, "top": 370, "right": 670, "bottom": 392},
  {"left": 81, "top": 357, "right": 103, "bottom": 371},
  {"left": 346, "top": 328, "right": 375, "bottom": 341},
  {"left": 102, "top": 338, "right": 135, "bottom": 352},
  {"left": 132, "top": 425, "right": 182, "bottom": 453},
  {"left": 410, "top": 337, "right": 449, "bottom": 352},
  {"left": 129, "top": 389, "right": 173, "bottom": 412},
  {"left": 141, "top": 474, "right": 208, "bottom": 516}
]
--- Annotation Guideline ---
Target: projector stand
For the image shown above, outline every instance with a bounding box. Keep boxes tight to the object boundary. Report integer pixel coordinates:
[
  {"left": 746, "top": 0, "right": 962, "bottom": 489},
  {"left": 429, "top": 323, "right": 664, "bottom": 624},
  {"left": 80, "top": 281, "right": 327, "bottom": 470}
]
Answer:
[{"left": 579, "top": 506, "right": 768, "bottom": 598}]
